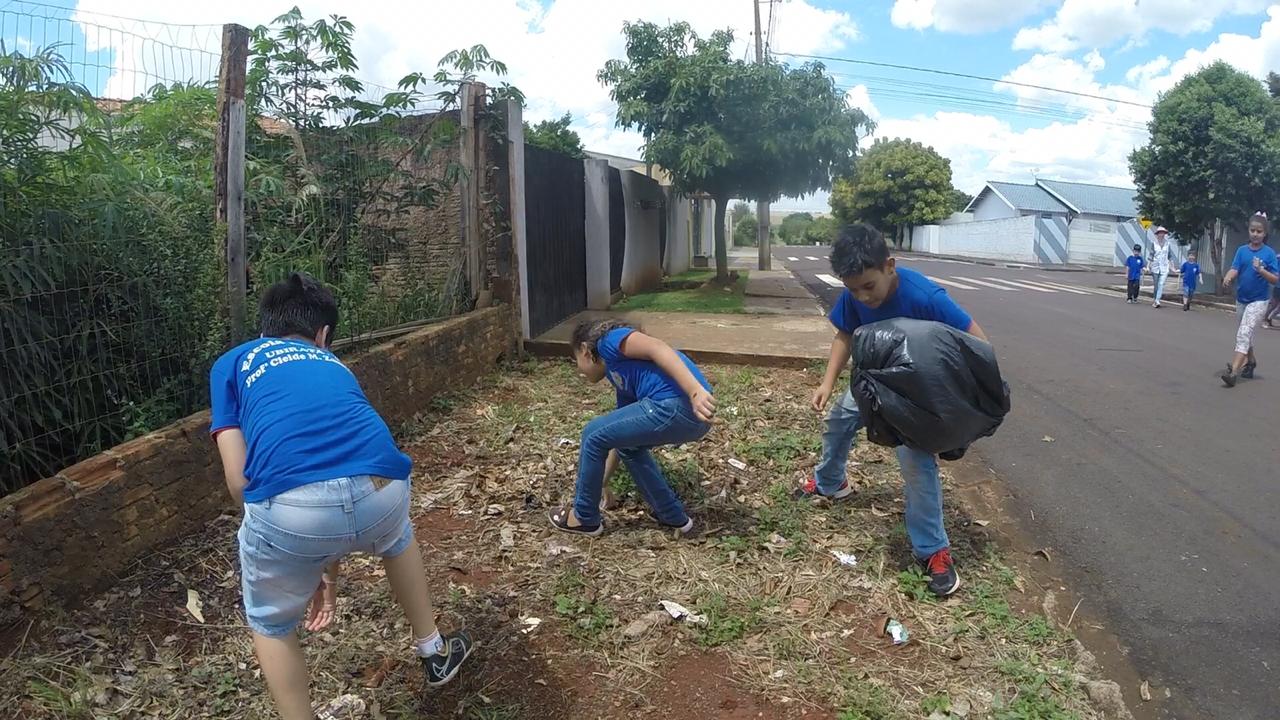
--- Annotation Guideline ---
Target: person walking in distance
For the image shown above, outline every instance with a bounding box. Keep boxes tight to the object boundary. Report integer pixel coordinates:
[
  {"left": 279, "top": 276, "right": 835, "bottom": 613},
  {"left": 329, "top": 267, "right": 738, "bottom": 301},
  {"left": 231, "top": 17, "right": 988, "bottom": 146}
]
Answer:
[
  {"left": 1149, "top": 226, "right": 1174, "bottom": 308},
  {"left": 1125, "top": 244, "right": 1145, "bottom": 304}
]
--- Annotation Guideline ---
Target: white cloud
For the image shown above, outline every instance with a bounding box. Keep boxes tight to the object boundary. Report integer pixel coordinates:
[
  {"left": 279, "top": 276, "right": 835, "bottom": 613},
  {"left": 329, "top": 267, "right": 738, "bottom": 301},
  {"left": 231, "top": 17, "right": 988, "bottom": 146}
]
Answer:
[
  {"left": 844, "top": 84, "right": 880, "bottom": 122},
  {"left": 891, "top": 0, "right": 1051, "bottom": 33},
  {"left": 72, "top": 0, "right": 859, "bottom": 162},
  {"left": 1013, "top": 0, "right": 1271, "bottom": 53}
]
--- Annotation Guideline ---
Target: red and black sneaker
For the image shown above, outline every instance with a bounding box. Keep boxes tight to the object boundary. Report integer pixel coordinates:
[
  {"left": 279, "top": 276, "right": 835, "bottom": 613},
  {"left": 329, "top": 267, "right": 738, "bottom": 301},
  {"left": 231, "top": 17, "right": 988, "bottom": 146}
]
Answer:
[
  {"left": 922, "top": 548, "right": 961, "bottom": 597},
  {"left": 792, "top": 475, "right": 854, "bottom": 501}
]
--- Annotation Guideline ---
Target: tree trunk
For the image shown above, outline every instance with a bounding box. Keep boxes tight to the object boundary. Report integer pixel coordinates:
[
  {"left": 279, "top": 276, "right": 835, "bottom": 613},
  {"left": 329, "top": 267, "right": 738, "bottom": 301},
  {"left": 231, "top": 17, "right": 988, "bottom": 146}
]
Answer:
[
  {"left": 713, "top": 194, "right": 730, "bottom": 281},
  {"left": 1209, "top": 221, "right": 1224, "bottom": 295}
]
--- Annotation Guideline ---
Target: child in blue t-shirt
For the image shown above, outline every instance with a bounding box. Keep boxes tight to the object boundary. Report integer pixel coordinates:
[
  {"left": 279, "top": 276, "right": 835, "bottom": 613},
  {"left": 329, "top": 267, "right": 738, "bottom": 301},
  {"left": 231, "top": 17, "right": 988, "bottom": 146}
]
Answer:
[
  {"left": 1125, "top": 244, "right": 1145, "bottom": 304},
  {"left": 550, "top": 320, "right": 715, "bottom": 537},
  {"left": 1220, "top": 212, "right": 1280, "bottom": 386},
  {"left": 209, "top": 273, "right": 472, "bottom": 719},
  {"left": 804, "top": 223, "right": 987, "bottom": 598},
  {"left": 1180, "top": 251, "right": 1201, "bottom": 312}
]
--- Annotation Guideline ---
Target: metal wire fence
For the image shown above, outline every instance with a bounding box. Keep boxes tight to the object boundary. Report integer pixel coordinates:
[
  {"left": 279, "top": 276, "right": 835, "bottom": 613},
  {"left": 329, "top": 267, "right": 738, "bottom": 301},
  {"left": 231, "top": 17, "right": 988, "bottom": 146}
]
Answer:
[{"left": 0, "top": 3, "right": 478, "bottom": 494}]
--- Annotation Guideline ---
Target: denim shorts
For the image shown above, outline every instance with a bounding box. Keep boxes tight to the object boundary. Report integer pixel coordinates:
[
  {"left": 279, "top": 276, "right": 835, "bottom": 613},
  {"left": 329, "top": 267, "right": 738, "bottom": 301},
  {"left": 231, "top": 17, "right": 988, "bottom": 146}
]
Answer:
[{"left": 238, "top": 475, "right": 413, "bottom": 637}]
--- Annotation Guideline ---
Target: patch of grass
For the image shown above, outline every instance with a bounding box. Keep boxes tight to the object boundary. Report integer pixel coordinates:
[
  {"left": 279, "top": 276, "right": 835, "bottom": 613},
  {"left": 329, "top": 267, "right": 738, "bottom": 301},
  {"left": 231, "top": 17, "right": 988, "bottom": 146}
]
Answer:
[
  {"left": 733, "top": 430, "right": 819, "bottom": 470},
  {"left": 696, "top": 593, "right": 764, "bottom": 647},
  {"left": 963, "top": 582, "right": 1064, "bottom": 647},
  {"left": 552, "top": 570, "right": 614, "bottom": 642},
  {"left": 920, "top": 694, "right": 952, "bottom": 714},
  {"left": 464, "top": 705, "right": 524, "bottom": 720},
  {"left": 836, "top": 675, "right": 902, "bottom": 720},
  {"left": 756, "top": 483, "right": 808, "bottom": 541},
  {"left": 992, "top": 662, "right": 1077, "bottom": 720},
  {"left": 896, "top": 566, "right": 935, "bottom": 603},
  {"left": 614, "top": 271, "right": 748, "bottom": 313}
]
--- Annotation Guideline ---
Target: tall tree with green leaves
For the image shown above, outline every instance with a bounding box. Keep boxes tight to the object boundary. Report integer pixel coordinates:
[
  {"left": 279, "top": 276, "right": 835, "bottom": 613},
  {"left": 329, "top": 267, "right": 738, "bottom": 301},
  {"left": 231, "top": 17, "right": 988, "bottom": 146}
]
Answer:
[
  {"left": 1130, "top": 61, "right": 1280, "bottom": 291},
  {"left": 599, "top": 21, "right": 872, "bottom": 279},
  {"left": 524, "top": 112, "right": 584, "bottom": 158},
  {"left": 829, "top": 138, "right": 955, "bottom": 246},
  {"left": 778, "top": 212, "right": 814, "bottom": 244},
  {"left": 731, "top": 201, "right": 751, "bottom": 224}
]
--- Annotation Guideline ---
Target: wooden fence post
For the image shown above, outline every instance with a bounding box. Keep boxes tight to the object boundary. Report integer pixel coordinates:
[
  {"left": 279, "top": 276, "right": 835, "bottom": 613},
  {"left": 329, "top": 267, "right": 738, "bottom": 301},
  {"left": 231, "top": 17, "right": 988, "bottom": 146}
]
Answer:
[
  {"left": 506, "top": 98, "right": 529, "bottom": 341},
  {"left": 459, "top": 82, "right": 487, "bottom": 306},
  {"left": 215, "top": 24, "right": 250, "bottom": 343}
]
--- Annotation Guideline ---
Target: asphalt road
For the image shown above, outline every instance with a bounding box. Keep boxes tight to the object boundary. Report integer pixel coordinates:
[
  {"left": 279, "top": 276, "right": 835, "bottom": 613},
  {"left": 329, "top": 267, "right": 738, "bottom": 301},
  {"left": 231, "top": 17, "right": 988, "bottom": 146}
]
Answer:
[{"left": 779, "top": 245, "right": 1280, "bottom": 719}]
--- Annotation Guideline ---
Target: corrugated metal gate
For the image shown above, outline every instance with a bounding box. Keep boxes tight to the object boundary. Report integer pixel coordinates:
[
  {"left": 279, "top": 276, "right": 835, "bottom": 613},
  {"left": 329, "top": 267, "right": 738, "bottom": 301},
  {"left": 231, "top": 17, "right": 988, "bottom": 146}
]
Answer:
[
  {"left": 608, "top": 168, "right": 625, "bottom": 294},
  {"left": 524, "top": 145, "right": 586, "bottom": 337}
]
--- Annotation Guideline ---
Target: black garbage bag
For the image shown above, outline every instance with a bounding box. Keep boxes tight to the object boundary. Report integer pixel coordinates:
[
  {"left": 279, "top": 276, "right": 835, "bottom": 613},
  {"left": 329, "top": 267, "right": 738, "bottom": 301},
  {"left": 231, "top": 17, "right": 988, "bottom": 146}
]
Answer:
[{"left": 850, "top": 318, "right": 1010, "bottom": 457}]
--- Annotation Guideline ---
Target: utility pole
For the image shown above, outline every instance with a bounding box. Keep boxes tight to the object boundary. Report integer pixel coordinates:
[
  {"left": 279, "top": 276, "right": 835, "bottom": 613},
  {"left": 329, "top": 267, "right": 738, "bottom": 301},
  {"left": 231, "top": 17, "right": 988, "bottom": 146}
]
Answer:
[{"left": 753, "top": 0, "right": 772, "bottom": 270}]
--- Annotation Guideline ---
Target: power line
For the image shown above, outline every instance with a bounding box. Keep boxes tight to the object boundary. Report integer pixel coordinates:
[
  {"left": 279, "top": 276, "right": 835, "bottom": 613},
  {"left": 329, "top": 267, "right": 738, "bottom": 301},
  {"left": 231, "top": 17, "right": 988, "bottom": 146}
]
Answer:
[{"left": 776, "top": 50, "right": 1152, "bottom": 109}]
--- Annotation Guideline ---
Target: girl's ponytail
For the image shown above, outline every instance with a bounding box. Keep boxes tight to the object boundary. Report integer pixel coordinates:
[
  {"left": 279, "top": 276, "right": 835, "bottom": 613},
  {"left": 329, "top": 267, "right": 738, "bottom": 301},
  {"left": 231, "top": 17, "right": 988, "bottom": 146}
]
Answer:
[{"left": 571, "top": 319, "right": 637, "bottom": 359}]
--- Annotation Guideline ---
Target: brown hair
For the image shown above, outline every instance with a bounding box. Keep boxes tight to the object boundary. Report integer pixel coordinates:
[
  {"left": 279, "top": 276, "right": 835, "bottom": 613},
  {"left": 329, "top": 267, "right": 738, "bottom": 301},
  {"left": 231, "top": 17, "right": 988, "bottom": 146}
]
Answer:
[
  {"left": 1249, "top": 211, "right": 1270, "bottom": 234},
  {"left": 571, "top": 319, "right": 637, "bottom": 359}
]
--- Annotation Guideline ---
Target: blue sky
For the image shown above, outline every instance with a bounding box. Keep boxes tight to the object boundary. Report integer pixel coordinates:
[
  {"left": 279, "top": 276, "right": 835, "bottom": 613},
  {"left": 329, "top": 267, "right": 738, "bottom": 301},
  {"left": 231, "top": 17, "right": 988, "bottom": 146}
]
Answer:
[{"left": 5, "top": 1, "right": 1279, "bottom": 210}]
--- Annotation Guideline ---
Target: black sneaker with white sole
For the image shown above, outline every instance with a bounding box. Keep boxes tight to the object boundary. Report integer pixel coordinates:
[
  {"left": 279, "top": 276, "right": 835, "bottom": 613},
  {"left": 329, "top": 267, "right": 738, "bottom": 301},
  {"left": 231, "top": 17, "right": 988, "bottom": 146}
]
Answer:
[
  {"left": 422, "top": 631, "right": 474, "bottom": 687},
  {"left": 1241, "top": 361, "right": 1256, "bottom": 379},
  {"left": 647, "top": 511, "right": 697, "bottom": 537}
]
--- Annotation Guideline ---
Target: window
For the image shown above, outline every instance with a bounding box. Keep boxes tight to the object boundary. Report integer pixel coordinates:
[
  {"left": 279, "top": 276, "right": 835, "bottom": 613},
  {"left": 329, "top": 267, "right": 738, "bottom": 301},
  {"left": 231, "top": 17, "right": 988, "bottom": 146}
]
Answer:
[{"left": 1089, "top": 221, "right": 1113, "bottom": 233}]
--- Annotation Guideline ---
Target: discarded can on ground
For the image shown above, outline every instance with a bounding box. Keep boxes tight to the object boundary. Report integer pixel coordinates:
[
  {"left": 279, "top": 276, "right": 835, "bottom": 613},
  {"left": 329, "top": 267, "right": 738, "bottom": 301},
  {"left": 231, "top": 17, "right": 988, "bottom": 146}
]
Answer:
[{"left": 884, "top": 618, "right": 910, "bottom": 645}]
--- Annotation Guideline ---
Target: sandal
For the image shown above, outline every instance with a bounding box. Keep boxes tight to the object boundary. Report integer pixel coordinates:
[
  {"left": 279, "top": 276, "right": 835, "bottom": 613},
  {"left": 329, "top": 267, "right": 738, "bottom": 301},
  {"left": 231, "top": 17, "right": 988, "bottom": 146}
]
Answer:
[{"left": 548, "top": 506, "right": 604, "bottom": 537}]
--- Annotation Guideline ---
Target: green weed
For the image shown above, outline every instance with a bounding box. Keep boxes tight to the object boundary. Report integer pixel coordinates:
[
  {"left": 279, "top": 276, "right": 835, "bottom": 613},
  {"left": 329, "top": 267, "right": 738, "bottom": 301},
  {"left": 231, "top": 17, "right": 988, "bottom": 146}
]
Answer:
[{"left": 896, "top": 567, "right": 935, "bottom": 603}]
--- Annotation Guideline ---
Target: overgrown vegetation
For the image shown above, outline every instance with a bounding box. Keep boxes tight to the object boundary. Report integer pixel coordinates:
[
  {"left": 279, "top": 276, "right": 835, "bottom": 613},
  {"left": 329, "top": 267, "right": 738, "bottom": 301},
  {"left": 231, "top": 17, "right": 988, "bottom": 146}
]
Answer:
[{"left": 0, "top": 9, "right": 517, "bottom": 493}]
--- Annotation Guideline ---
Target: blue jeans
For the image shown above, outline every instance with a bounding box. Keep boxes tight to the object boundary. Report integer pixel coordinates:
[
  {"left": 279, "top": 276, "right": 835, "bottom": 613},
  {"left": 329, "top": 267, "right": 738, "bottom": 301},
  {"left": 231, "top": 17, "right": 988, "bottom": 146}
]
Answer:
[
  {"left": 816, "top": 389, "right": 949, "bottom": 559},
  {"left": 1153, "top": 269, "right": 1169, "bottom": 304},
  {"left": 238, "top": 476, "right": 413, "bottom": 637},
  {"left": 574, "top": 397, "right": 710, "bottom": 526}
]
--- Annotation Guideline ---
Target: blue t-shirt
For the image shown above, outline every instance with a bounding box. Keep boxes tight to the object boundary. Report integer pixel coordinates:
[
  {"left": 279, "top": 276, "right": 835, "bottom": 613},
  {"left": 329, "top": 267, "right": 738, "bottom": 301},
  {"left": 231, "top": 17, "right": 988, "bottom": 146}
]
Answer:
[
  {"left": 1126, "top": 255, "right": 1145, "bottom": 281},
  {"left": 828, "top": 266, "right": 973, "bottom": 335},
  {"left": 1231, "top": 243, "right": 1279, "bottom": 304},
  {"left": 209, "top": 337, "right": 411, "bottom": 502},
  {"left": 1180, "top": 261, "right": 1201, "bottom": 290},
  {"left": 598, "top": 328, "right": 711, "bottom": 408}
]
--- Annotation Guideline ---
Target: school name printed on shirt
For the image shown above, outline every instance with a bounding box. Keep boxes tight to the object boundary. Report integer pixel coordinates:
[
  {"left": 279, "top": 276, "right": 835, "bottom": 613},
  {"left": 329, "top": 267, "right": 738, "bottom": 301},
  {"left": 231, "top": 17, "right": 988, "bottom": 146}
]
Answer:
[{"left": 239, "top": 338, "right": 348, "bottom": 389}]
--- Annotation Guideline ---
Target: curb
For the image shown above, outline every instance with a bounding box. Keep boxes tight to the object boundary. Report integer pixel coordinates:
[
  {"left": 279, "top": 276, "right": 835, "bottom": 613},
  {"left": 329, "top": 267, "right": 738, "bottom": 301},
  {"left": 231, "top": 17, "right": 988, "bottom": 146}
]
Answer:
[
  {"left": 1104, "top": 286, "right": 1237, "bottom": 311},
  {"left": 897, "top": 252, "right": 1101, "bottom": 273},
  {"left": 524, "top": 338, "right": 822, "bottom": 369}
]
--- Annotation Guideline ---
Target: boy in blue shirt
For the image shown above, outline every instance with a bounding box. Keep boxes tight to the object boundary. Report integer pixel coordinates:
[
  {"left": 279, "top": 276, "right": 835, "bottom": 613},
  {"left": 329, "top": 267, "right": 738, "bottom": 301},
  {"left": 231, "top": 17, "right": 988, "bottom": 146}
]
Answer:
[
  {"left": 1180, "top": 250, "right": 1201, "bottom": 312},
  {"left": 1220, "top": 212, "right": 1280, "bottom": 386},
  {"left": 210, "top": 273, "right": 472, "bottom": 720},
  {"left": 801, "top": 224, "right": 988, "bottom": 597},
  {"left": 1125, "top": 244, "right": 1145, "bottom": 304}
]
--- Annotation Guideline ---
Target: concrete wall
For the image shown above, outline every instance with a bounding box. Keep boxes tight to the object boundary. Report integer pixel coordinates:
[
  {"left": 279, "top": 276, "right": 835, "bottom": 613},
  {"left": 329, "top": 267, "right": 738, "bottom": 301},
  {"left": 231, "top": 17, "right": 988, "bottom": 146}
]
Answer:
[
  {"left": 1034, "top": 216, "right": 1070, "bottom": 265},
  {"left": 583, "top": 158, "right": 612, "bottom": 309},
  {"left": 0, "top": 307, "right": 518, "bottom": 624},
  {"left": 918, "top": 215, "right": 1039, "bottom": 262},
  {"left": 1069, "top": 215, "right": 1117, "bottom": 265},
  {"left": 663, "top": 191, "right": 691, "bottom": 276},
  {"left": 620, "top": 170, "right": 664, "bottom": 295},
  {"left": 971, "top": 194, "right": 1018, "bottom": 222}
]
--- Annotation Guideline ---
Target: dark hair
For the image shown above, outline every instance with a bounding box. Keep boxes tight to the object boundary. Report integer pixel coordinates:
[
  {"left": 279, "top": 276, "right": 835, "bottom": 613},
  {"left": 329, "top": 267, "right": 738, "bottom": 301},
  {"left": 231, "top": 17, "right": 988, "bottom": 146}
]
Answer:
[
  {"left": 1249, "top": 212, "right": 1270, "bottom": 234},
  {"left": 1133, "top": 244, "right": 1142, "bottom": 252},
  {"left": 830, "top": 223, "right": 890, "bottom": 279},
  {"left": 259, "top": 272, "right": 339, "bottom": 342},
  {"left": 571, "top": 318, "right": 636, "bottom": 359}
]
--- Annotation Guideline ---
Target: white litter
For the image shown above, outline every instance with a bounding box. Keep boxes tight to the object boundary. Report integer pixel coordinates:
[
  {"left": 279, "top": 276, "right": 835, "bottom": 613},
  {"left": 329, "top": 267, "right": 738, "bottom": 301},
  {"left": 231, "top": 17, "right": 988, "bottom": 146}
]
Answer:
[
  {"left": 727, "top": 458, "right": 747, "bottom": 471},
  {"left": 519, "top": 616, "right": 543, "bottom": 634},
  {"left": 659, "top": 600, "right": 708, "bottom": 625},
  {"left": 830, "top": 550, "right": 859, "bottom": 567}
]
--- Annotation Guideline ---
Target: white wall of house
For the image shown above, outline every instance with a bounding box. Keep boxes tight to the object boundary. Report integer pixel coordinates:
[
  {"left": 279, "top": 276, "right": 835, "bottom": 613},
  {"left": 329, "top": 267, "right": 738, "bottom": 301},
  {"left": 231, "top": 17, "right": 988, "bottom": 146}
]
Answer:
[
  {"left": 663, "top": 190, "right": 691, "bottom": 276},
  {"left": 911, "top": 216, "right": 1039, "bottom": 263},
  {"left": 970, "top": 194, "right": 1018, "bottom": 222}
]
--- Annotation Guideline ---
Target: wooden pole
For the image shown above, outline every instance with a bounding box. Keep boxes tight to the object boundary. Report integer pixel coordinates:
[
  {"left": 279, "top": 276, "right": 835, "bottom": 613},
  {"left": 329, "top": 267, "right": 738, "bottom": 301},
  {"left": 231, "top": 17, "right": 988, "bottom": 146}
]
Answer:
[
  {"left": 216, "top": 24, "right": 250, "bottom": 343},
  {"left": 459, "top": 82, "right": 487, "bottom": 305}
]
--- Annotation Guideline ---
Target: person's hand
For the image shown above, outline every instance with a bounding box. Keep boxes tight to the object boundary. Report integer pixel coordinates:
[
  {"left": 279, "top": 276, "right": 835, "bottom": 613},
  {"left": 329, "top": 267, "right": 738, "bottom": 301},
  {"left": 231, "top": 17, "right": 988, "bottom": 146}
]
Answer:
[
  {"left": 689, "top": 388, "right": 717, "bottom": 423},
  {"left": 1253, "top": 257, "right": 1264, "bottom": 270},
  {"left": 1224, "top": 274, "right": 1234, "bottom": 288},
  {"left": 304, "top": 577, "right": 337, "bottom": 632},
  {"left": 811, "top": 382, "right": 834, "bottom": 413}
]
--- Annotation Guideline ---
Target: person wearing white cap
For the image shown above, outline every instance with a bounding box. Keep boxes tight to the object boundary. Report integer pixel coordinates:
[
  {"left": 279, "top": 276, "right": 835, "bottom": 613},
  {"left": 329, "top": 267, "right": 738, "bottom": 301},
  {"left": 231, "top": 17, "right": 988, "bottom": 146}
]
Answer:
[{"left": 1149, "top": 226, "right": 1174, "bottom": 308}]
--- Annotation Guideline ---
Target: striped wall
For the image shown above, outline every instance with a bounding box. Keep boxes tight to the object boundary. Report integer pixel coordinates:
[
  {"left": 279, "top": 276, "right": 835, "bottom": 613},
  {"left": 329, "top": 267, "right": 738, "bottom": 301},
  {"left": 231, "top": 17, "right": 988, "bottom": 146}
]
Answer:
[{"left": 1034, "top": 216, "right": 1070, "bottom": 265}]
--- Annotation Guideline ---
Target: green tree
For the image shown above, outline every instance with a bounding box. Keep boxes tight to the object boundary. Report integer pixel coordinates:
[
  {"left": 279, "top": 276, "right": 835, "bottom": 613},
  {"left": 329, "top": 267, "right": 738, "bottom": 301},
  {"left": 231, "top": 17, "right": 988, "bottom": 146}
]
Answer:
[
  {"left": 829, "top": 138, "right": 954, "bottom": 247},
  {"left": 1130, "top": 61, "right": 1280, "bottom": 291},
  {"left": 731, "top": 200, "right": 751, "bottom": 224},
  {"left": 951, "top": 188, "right": 974, "bottom": 213},
  {"left": 599, "top": 21, "right": 873, "bottom": 280},
  {"left": 733, "top": 214, "right": 759, "bottom": 247},
  {"left": 803, "top": 215, "right": 839, "bottom": 245},
  {"left": 778, "top": 212, "right": 814, "bottom": 244},
  {"left": 1266, "top": 70, "right": 1280, "bottom": 99},
  {"left": 524, "top": 112, "right": 584, "bottom": 158}
]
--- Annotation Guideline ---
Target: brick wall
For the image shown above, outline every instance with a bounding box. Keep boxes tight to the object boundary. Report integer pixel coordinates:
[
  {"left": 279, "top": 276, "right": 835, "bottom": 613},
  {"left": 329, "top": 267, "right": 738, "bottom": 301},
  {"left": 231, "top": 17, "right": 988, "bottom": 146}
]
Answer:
[{"left": 0, "top": 306, "right": 517, "bottom": 626}]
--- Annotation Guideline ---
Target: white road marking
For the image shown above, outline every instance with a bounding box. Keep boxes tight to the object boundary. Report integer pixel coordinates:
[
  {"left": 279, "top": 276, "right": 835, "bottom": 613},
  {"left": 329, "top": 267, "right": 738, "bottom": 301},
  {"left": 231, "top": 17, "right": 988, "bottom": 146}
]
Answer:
[
  {"left": 927, "top": 276, "right": 979, "bottom": 291},
  {"left": 983, "top": 277, "right": 1057, "bottom": 293},
  {"left": 1032, "top": 277, "right": 1112, "bottom": 295},
  {"left": 1013, "top": 278, "right": 1090, "bottom": 295},
  {"left": 957, "top": 277, "right": 1019, "bottom": 291},
  {"left": 815, "top": 273, "right": 844, "bottom": 287},
  {"left": 806, "top": 256, "right": 821, "bottom": 261},
  {"left": 787, "top": 256, "right": 799, "bottom": 261}
]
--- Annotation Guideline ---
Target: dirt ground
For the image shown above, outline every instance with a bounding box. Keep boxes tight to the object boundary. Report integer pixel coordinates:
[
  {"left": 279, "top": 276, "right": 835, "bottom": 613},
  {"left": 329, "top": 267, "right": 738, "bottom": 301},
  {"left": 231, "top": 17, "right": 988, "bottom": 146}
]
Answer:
[{"left": 0, "top": 360, "right": 1118, "bottom": 719}]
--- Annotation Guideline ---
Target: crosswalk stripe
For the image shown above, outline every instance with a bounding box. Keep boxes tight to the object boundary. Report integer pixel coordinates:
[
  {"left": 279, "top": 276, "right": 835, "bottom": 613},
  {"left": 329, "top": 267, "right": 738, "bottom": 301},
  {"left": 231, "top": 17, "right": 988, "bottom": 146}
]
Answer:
[
  {"left": 928, "top": 276, "right": 979, "bottom": 291},
  {"left": 1014, "top": 278, "right": 1090, "bottom": 295},
  {"left": 954, "top": 277, "right": 1018, "bottom": 291},
  {"left": 806, "top": 256, "right": 820, "bottom": 261},
  {"left": 815, "top": 273, "right": 844, "bottom": 288},
  {"left": 1032, "top": 278, "right": 1109, "bottom": 295},
  {"left": 787, "top": 256, "right": 799, "bottom": 261},
  {"left": 983, "top": 277, "right": 1057, "bottom": 293}
]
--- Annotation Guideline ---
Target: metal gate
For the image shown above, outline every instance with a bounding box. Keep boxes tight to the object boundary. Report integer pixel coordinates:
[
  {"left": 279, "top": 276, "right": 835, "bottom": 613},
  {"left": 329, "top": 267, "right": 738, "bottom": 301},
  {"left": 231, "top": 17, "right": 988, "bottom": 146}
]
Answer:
[
  {"left": 608, "top": 167, "right": 625, "bottom": 294},
  {"left": 524, "top": 145, "right": 587, "bottom": 337}
]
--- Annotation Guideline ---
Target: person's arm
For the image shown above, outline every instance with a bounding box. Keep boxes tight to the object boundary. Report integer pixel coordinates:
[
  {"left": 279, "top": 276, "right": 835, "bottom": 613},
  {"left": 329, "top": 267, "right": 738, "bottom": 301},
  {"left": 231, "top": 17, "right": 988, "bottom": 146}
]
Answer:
[
  {"left": 967, "top": 320, "right": 989, "bottom": 342},
  {"left": 214, "top": 429, "right": 249, "bottom": 504},
  {"left": 812, "top": 330, "right": 853, "bottom": 412},
  {"left": 619, "top": 332, "right": 716, "bottom": 421},
  {"left": 1252, "top": 256, "right": 1279, "bottom": 284},
  {"left": 1225, "top": 249, "right": 1246, "bottom": 287}
]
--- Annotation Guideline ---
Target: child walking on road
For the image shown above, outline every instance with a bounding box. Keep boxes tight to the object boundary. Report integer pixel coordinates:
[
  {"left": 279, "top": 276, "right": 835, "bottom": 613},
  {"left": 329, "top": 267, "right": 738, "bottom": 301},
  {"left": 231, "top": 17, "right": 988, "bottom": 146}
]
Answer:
[
  {"left": 550, "top": 319, "right": 716, "bottom": 537},
  {"left": 1126, "top": 244, "right": 1145, "bottom": 303},
  {"left": 1181, "top": 251, "right": 1201, "bottom": 311},
  {"left": 1220, "top": 213, "right": 1279, "bottom": 387},
  {"left": 210, "top": 274, "right": 472, "bottom": 720},
  {"left": 801, "top": 223, "right": 988, "bottom": 598}
]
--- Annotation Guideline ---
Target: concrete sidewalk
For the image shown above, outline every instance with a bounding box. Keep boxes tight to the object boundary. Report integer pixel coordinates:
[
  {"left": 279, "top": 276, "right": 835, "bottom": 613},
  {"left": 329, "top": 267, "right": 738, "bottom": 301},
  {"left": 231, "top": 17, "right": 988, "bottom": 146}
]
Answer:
[
  {"left": 527, "top": 310, "right": 833, "bottom": 367},
  {"left": 743, "top": 269, "right": 824, "bottom": 315}
]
